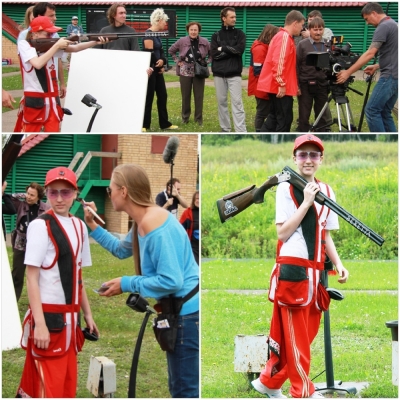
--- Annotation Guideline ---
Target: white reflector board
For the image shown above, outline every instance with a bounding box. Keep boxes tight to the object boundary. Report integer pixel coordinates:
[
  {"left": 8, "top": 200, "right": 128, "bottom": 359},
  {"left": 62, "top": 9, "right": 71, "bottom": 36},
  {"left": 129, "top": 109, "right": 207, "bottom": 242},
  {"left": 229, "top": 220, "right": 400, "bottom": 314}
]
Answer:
[
  {"left": 61, "top": 48, "right": 150, "bottom": 133},
  {"left": 2, "top": 231, "right": 22, "bottom": 350}
]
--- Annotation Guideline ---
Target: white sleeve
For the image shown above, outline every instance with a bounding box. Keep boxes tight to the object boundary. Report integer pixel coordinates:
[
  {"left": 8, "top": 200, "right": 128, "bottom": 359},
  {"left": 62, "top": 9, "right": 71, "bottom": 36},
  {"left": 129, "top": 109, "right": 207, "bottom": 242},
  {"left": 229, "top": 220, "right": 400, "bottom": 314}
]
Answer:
[
  {"left": 275, "top": 182, "right": 296, "bottom": 224},
  {"left": 24, "top": 219, "right": 51, "bottom": 267},
  {"left": 18, "top": 40, "right": 38, "bottom": 64},
  {"left": 81, "top": 223, "right": 92, "bottom": 267}
]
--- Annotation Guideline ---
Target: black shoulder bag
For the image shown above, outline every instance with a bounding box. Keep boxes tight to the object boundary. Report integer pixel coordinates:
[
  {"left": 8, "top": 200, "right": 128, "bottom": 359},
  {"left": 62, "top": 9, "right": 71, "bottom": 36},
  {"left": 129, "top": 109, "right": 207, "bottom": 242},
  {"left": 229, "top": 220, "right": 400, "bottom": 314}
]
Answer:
[{"left": 190, "top": 46, "right": 209, "bottom": 78}]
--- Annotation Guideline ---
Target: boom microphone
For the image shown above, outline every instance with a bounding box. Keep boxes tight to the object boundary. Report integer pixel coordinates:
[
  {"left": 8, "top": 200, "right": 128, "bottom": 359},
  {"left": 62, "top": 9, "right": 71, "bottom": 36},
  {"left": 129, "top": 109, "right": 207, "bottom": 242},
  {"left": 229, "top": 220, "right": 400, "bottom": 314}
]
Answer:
[{"left": 162, "top": 136, "right": 180, "bottom": 164}]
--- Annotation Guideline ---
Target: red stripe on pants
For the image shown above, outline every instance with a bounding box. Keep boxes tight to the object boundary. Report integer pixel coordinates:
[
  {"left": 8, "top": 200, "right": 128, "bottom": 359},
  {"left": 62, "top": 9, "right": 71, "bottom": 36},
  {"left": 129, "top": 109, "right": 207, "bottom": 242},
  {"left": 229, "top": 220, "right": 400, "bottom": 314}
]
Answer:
[
  {"left": 260, "top": 303, "right": 322, "bottom": 398},
  {"left": 18, "top": 345, "right": 77, "bottom": 398}
]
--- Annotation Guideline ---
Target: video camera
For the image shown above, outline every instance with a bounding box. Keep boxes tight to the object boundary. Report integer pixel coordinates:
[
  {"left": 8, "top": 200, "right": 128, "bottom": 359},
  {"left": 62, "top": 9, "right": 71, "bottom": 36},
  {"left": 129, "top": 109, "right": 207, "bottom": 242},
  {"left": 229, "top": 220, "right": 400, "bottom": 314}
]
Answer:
[{"left": 306, "top": 35, "right": 361, "bottom": 78}]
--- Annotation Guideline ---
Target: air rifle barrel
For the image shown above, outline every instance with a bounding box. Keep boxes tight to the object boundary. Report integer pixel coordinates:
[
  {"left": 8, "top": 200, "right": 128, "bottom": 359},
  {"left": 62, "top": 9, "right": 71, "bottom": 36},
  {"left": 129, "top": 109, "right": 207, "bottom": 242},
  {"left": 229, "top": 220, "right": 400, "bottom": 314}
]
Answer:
[{"left": 27, "top": 31, "right": 169, "bottom": 53}]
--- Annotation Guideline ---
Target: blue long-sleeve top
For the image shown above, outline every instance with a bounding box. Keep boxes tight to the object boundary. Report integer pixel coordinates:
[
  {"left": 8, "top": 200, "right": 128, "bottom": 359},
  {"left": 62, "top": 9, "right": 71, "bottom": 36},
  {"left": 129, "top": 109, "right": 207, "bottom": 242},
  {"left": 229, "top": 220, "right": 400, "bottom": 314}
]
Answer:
[{"left": 89, "top": 214, "right": 199, "bottom": 315}]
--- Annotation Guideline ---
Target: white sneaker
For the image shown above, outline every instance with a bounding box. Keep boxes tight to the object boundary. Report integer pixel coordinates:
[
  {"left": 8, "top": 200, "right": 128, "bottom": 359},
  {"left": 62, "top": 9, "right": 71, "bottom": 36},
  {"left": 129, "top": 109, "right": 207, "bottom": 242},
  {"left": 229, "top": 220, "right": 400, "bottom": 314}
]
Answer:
[
  {"left": 251, "top": 378, "right": 287, "bottom": 398},
  {"left": 310, "top": 391, "right": 325, "bottom": 398}
]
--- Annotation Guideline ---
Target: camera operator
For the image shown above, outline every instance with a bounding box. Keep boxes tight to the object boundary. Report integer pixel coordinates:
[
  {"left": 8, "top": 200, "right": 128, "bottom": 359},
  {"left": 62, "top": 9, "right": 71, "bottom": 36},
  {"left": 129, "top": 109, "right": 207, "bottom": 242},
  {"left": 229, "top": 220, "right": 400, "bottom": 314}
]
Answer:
[
  {"left": 297, "top": 17, "right": 332, "bottom": 132},
  {"left": 295, "top": 10, "right": 334, "bottom": 46},
  {"left": 336, "top": 2, "right": 398, "bottom": 132}
]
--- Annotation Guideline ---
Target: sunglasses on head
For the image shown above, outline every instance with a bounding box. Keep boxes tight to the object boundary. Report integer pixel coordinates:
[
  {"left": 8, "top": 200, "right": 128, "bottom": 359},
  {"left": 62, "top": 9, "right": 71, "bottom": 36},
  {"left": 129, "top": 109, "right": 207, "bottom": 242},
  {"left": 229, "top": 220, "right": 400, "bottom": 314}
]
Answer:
[
  {"left": 46, "top": 188, "right": 75, "bottom": 199},
  {"left": 295, "top": 151, "right": 322, "bottom": 161}
]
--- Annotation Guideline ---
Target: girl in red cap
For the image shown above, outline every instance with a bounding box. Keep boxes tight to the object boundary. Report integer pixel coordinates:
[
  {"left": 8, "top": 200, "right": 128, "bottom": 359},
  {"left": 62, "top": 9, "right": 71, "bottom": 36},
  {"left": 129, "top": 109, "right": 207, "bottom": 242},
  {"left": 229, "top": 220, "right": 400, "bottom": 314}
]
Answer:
[
  {"left": 16, "top": 167, "right": 99, "bottom": 398},
  {"left": 252, "top": 134, "right": 349, "bottom": 398},
  {"left": 15, "top": 16, "right": 107, "bottom": 133}
]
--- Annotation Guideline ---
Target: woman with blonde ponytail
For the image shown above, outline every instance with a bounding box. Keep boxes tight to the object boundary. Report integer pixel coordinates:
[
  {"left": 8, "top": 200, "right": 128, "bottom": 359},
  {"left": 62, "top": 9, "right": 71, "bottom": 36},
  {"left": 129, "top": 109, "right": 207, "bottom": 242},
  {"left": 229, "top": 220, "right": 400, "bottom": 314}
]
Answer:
[{"left": 83, "top": 164, "right": 199, "bottom": 398}]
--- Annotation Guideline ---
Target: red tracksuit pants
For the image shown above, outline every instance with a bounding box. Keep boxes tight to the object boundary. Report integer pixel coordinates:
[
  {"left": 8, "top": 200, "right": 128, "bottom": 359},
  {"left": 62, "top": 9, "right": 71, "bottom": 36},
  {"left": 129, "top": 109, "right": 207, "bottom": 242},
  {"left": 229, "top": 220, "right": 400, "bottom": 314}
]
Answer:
[
  {"left": 21, "top": 106, "right": 61, "bottom": 132},
  {"left": 17, "top": 344, "right": 77, "bottom": 398},
  {"left": 260, "top": 303, "right": 322, "bottom": 398}
]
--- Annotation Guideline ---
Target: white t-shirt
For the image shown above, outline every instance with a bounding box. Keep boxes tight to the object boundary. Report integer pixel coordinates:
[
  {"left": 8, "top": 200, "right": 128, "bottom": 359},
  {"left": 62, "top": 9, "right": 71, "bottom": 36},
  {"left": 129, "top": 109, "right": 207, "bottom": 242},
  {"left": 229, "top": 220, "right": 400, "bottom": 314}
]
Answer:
[
  {"left": 24, "top": 213, "right": 91, "bottom": 305},
  {"left": 275, "top": 181, "right": 339, "bottom": 260},
  {"left": 18, "top": 40, "right": 63, "bottom": 95},
  {"left": 18, "top": 29, "right": 61, "bottom": 78}
]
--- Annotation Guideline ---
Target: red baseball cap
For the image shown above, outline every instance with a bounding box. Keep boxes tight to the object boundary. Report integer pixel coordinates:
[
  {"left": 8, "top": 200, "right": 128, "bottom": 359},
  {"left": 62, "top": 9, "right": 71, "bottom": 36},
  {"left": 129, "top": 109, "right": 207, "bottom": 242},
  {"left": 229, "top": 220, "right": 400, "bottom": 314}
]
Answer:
[
  {"left": 45, "top": 167, "right": 78, "bottom": 189},
  {"left": 293, "top": 134, "right": 324, "bottom": 153},
  {"left": 30, "top": 16, "right": 63, "bottom": 33}
]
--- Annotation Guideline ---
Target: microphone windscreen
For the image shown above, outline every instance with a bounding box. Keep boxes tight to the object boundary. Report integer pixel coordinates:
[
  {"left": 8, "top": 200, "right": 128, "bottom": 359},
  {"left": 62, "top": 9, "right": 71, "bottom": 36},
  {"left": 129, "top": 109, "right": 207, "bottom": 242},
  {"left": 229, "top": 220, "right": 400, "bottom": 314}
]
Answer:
[{"left": 162, "top": 136, "right": 180, "bottom": 164}]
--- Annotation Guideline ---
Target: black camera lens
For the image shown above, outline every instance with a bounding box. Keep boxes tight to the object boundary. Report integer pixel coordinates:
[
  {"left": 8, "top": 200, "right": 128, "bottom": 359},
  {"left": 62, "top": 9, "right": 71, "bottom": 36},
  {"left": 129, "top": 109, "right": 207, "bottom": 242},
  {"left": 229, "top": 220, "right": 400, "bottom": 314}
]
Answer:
[{"left": 340, "top": 43, "right": 352, "bottom": 55}]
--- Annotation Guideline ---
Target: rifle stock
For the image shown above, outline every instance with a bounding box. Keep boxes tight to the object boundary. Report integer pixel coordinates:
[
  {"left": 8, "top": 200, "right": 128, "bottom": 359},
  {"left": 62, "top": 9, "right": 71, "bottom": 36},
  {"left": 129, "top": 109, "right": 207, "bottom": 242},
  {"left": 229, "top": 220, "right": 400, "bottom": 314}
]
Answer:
[
  {"left": 216, "top": 171, "right": 290, "bottom": 223},
  {"left": 2, "top": 135, "right": 23, "bottom": 183},
  {"left": 28, "top": 31, "right": 169, "bottom": 53}
]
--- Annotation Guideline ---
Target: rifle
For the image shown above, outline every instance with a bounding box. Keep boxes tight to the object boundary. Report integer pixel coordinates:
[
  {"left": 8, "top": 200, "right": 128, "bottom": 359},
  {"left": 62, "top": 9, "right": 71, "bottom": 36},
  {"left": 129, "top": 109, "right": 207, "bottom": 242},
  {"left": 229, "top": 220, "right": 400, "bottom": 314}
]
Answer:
[
  {"left": 27, "top": 31, "right": 169, "bottom": 53},
  {"left": 216, "top": 171, "right": 290, "bottom": 222},
  {"left": 216, "top": 165, "right": 384, "bottom": 247},
  {"left": 2, "top": 134, "right": 24, "bottom": 183}
]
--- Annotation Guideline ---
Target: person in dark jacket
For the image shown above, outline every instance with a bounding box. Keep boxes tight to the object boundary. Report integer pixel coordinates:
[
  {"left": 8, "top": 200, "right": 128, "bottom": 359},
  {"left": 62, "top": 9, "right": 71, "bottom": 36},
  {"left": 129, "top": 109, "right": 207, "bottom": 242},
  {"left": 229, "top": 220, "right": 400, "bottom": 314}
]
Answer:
[
  {"left": 142, "top": 8, "right": 178, "bottom": 132},
  {"left": 2, "top": 181, "right": 17, "bottom": 241},
  {"left": 297, "top": 17, "right": 332, "bottom": 132},
  {"left": 180, "top": 191, "right": 199, "bottom": 265},
  {"left": 9, "top": 182, "right": 50, "bottom": 301},
  {"left": 211, "top": 7, "right": 247, "bottom": 132}
]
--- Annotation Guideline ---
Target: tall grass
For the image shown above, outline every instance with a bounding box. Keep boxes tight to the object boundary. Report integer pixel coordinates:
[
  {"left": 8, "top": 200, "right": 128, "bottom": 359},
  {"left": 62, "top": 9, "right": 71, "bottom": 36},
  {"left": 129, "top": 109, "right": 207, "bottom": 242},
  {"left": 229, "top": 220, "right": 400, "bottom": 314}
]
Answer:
[{"left": 201, "top": 138, "right": 398, "bottom": 260}]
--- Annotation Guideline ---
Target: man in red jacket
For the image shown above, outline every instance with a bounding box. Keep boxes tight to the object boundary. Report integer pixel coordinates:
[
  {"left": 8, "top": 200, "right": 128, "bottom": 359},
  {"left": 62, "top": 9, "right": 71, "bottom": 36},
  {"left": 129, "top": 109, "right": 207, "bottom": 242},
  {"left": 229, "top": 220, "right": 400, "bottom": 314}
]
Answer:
[{"left": 257, "top": 10, "right": 305, "bottom": 132}]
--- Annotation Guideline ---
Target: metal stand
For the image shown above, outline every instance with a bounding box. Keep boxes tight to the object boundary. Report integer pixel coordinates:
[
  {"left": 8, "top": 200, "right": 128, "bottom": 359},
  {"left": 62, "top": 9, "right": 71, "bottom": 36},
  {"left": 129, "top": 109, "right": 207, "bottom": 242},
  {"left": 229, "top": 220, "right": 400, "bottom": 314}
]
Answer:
[
  {"left": 309, "top": 78, "right": 363, "bottom": 133},
  {"left": 81, "top": 94, "right": 102, "bottom": 132},
  {"left": 126, "top": 294, "right": 156, "bottom": 398},
  {"left": 314, "top": 271, "right": 357, "bottom": 396},
  {"left": 87, "top": 107, "right": 101, "bottom": 132},
  {"left": 168, "top": 158, "right": 175, "bottom": 197}
]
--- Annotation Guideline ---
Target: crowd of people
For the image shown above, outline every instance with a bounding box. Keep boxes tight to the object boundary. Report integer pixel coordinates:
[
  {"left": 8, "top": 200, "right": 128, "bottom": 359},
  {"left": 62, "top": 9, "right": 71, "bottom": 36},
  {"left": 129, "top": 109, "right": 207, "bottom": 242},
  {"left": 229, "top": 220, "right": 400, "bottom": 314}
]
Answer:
[{"left": 4, "top": 2, "right": 396, "bottom": 133}]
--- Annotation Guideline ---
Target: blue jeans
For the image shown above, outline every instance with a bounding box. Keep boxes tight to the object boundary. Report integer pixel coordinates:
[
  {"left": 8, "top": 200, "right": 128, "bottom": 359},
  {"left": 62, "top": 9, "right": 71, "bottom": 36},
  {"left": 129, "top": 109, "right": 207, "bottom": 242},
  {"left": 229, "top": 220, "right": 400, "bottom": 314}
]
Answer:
[
  {"left": 167, "top": 311, "right": 199, "bottom": 398},
  {"left": 365, "top": 76, "right": 398, "bottom": 132}
]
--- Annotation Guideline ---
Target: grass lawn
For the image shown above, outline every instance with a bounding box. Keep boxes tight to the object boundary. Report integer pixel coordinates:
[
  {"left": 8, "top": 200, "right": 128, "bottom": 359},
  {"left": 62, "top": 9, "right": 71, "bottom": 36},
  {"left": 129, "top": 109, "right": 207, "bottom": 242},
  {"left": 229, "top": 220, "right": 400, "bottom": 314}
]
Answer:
[
  {"left": 2, "top": 244, "right": 170, "bottom": 398},
  {"left": 201, "top": 259, "right": 398, "bottom": 398}
]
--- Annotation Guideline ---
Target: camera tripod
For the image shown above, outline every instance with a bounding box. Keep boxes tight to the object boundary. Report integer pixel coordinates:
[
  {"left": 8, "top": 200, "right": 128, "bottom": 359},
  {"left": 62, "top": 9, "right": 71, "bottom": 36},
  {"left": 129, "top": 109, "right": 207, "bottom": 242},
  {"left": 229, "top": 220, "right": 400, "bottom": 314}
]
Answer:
[{"left": 309, "top": 77, "right": 363, "bottom": 132}]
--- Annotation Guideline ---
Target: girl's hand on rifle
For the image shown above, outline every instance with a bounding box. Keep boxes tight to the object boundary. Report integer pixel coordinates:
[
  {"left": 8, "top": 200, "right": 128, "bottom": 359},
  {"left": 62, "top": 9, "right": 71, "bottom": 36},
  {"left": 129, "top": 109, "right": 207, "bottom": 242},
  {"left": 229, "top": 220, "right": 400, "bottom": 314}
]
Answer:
[
  {"left": 96, "top": 36, "right": 109, "bottom": 44},
  {"left": 302, "top": 182, "right": 320, "bottom": 207},
  {"left": 56, "top": 38, "right": 74, "bottom": 50}
]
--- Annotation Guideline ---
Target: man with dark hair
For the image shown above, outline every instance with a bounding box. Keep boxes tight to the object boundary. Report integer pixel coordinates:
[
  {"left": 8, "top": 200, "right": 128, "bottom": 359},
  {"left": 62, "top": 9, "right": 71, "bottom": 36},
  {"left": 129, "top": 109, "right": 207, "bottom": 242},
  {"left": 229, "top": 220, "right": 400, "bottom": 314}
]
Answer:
[
  {"left": 95, "top": 3, "right": 139, "bottom": 51},
  {"left": 257, "top": 10, "right": 305, "bottom": 132},
  {"left": 337, "top": 2, "right": 398, "bottom": 132},
  {"left": 18, "top": 2, "right": 66, "bottom": 98},
  {"left": 155, "top": 178, "right": 188, "bottom": 218},
  {"left": 297, "top": 17, "right": 332, "bottom": 132},
  {"left": 299, "top": 10, "right": 334, "bottom": 42},
  {"left": 211, "top": 7, "right": 247, "bottom": 132}
]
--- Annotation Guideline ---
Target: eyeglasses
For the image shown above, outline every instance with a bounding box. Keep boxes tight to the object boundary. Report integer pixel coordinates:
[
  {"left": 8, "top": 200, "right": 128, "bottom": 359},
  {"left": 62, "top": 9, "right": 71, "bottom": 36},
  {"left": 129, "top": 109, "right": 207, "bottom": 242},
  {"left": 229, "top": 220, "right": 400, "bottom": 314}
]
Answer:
[
  {"left": 295, "top": 151, "right": 322, "bottom": 161},
  {"left": 46, "top": 188, "right": 76, "bottom": 199},
  {"left": 106, "top": 186, "right": 122, "bottom": 197}
]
